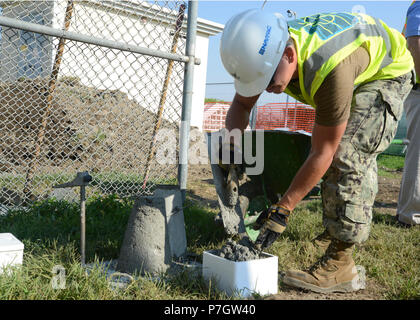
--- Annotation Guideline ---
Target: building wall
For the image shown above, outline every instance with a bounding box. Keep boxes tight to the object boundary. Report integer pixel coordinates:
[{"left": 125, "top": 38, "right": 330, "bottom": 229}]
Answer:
[
  {"left": 0, "top": 1, "right": 53, "bottom": 81},
  {"left": 190, "top": 32, "right": 209, "bottom": 130}
]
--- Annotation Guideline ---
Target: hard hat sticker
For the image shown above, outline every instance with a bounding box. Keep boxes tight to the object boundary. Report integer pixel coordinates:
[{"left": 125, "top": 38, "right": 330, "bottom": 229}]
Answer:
[{"left": 258, "top": 25, "right": 272, "bottom": 55}]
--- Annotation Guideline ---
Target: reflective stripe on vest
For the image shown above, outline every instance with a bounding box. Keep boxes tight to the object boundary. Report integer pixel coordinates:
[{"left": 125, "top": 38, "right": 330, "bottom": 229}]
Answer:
[{"left": 286, "top": 12, "right": 413, "bottom": 107}]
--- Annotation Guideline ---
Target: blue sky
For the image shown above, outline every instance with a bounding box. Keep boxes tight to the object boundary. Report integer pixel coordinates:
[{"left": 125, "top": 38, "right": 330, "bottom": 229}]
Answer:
[{"left": 197, "top": 0, "right": 413, "bottom": 103}]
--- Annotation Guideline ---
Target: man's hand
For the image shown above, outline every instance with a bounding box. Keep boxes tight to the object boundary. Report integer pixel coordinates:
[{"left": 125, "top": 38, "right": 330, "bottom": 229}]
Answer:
[
  {"left": 253, "top": 204, "right": 291, "bottom": 250},
  {"left": 217, "top": 142, "right": 243, "bottom": 173}
]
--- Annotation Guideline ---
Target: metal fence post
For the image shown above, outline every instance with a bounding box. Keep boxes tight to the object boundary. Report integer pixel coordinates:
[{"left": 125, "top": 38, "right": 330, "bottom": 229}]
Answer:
[{"left": 178, "top": 0, "right": 198, "bottom": 203}]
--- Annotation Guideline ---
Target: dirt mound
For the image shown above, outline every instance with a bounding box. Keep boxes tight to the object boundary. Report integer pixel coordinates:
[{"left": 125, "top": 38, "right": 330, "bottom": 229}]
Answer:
[{"left": 0, "top": 78, "right": 178, "bottom": 175}]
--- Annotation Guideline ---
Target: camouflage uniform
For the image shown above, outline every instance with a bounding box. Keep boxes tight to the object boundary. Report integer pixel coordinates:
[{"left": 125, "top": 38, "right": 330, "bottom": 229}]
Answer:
[{"left": 321, "top": 71, "right": 414, "bottom": 244}]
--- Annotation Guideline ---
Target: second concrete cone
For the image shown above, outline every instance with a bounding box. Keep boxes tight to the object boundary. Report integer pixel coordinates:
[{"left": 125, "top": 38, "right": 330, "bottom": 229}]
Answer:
[{"left": 116, "top": 185, "right": 187, "bottom": 275}]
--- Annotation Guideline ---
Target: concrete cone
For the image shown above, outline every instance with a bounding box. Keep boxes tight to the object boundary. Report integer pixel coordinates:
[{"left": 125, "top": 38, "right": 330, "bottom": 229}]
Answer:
[{"left": 116, "top": 186, "right": 187, "bottom": 275}]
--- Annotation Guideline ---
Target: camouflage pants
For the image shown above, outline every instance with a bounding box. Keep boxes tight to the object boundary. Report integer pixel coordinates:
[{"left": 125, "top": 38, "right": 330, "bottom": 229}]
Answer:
[{"left": 322, "top": 71, "right": 414, "bottom": 244}]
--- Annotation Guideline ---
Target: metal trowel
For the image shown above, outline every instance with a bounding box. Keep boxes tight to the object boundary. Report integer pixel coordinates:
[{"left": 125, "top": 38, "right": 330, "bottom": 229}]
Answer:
[
  {"left": 210, "top": 162, "right": 246, "bottom": 236},
  {"left": 225, "top": 165, "right": 239, "bottom": 206}
]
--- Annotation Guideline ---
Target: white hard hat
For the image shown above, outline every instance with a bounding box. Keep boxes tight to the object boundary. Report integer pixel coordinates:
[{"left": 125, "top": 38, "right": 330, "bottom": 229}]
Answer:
[{"left": 220, "top": 9, "right": 289, "bottom": 97}]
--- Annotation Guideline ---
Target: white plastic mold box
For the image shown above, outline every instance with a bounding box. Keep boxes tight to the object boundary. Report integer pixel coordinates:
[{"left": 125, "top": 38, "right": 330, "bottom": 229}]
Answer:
[
  {"left": 0, "top": 233, "right": 24, "bottom": 274},
  {"left": 202, "top": 250, "right": 278, "bottom": 298}
]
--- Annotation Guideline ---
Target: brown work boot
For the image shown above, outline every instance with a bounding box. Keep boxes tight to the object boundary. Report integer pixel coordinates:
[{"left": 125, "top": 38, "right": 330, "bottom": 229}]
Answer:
[
  {"left": 282, "top": 240, "right": 364, "bottom": 293},
  {"left": 312, "top": 229, "right": 333, "bottom": 251}
]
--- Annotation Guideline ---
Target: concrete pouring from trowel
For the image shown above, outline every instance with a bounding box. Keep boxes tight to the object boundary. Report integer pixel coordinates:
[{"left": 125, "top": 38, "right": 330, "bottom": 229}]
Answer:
[
  {"left": 207, "top": 130, "right": 312, "bottom": 241},
  {"left": 198, "top": 130, "right": 312, "bottom": 297},
  {"left": 203, "top": 130, "right": 370, "bottom": 297}
]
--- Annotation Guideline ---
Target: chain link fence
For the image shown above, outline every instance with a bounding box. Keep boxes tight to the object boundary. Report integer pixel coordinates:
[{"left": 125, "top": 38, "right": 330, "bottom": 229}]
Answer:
[{"left": 0, "top": 0, "right": 193, "bottom": 212}]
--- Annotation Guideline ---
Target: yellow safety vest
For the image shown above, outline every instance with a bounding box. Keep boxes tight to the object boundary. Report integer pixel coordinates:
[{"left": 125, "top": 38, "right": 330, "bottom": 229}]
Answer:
[{"left": 284, "top": 12, "right": 414, "bottom": 107}]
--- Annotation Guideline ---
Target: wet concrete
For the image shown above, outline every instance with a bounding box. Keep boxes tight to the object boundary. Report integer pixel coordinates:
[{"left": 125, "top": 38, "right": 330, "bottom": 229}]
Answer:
[
  {"left": 210, "top": 163, "right": 246, "bottom": 235},
  {"left": 214, "top": 239, "right": 262, "bottom": 262}
]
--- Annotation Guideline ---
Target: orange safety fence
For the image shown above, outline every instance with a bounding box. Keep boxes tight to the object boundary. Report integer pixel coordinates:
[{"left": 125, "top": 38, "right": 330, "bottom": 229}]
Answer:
[
  {"left": 203, "top": 102, "right": 315, "bottom": 134},
  {"left": 255, "top": 103, "right": 315, "bottom": 133},
  {"left": 202, "top": 102, "right": 231, "bottom": 132}
]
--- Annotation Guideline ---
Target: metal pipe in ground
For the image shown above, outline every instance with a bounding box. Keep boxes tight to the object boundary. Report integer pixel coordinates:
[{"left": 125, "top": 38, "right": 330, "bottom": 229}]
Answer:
[
  {"left": 52, "top": 171, "right": 92, "bottom": 266},
  {"left": 178, "top": 0, "right": 198, "bottom": 203}
]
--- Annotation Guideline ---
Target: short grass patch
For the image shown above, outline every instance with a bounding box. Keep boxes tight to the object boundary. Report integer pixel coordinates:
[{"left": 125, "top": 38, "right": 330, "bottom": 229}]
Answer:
[
  {"left": 377, "top": 154, "right": 405, "bottom": 178},
  {"left": 0, "top": 196, "right": 231, "bottom": 300},
  {"left": 0, "top": 194, "right": 418, "bottom": 300},
  {"left": 265, "top": 200, "right": 420, "bottom": 299}
]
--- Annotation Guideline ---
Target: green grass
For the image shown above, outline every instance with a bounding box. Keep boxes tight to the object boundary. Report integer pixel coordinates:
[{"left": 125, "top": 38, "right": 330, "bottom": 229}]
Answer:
[
  {"left": 0, "top": 154, "right": 416, "bottom": 300},
  {"left": 377, "top": 154, "right": 405, "bottom": 178},
  {"left": 270, "top": 201, "right": 420, "bottom": 299},
  {"left": 0, "top": 196, "right": 231, "bottom": 300},
  {"left": 0, "top": 194, "right": 418, "bottom": 300}
]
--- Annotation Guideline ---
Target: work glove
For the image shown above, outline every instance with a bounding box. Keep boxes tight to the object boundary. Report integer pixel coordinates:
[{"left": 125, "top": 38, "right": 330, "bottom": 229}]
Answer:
[{"left": 253, "top": 204, "right": 291, "bottom": 250}]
